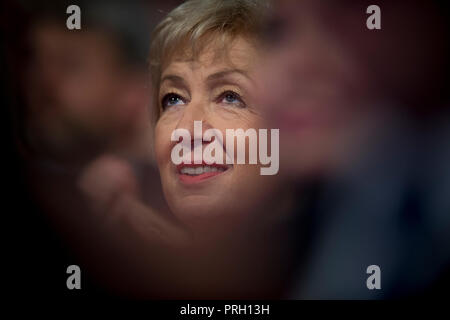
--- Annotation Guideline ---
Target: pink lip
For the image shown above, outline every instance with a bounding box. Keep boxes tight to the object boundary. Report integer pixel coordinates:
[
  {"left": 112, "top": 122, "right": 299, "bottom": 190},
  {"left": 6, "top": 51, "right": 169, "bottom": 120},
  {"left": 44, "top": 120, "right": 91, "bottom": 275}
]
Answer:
[{"left": 176, "top": 162, "right": 230, "bottom": 185}]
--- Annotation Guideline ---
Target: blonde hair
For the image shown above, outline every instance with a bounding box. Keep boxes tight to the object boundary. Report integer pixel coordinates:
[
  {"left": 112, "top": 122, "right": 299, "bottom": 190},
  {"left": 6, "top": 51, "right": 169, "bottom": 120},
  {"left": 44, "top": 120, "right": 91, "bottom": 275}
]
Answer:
[{"left": 148, "top": 0, "right": 269, "bottom": 122}]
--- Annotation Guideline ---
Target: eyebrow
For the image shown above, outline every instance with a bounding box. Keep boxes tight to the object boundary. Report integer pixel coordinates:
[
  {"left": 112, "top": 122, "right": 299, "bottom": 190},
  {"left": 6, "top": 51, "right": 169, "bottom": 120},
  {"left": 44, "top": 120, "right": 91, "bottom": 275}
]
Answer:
[
  {"left": 160, "top": 74, "right": 187, "bottom": 87},
  {"left": 206, "top": 69, "right": 254, "bottom": 83},
  {"left": 160, "top": 69, "right": 254, "bottom": 89}
]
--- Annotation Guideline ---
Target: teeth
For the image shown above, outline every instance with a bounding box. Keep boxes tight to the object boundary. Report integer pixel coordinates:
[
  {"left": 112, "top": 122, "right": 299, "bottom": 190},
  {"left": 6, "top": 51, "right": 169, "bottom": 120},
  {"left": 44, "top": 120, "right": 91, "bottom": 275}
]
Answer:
[
  {"left": 185, "top": 167, "right": 196, "bottom": 175},
  {"left": 180, "top": 166, "right": 227, "bottom": 175}
]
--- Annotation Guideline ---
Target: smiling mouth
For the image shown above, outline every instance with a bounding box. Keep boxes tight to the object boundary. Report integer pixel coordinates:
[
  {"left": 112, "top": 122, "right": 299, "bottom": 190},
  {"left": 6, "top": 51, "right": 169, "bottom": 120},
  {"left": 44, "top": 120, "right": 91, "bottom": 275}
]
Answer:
[{"left": 176, "top": 162, "right": 231, "bottom": 184}]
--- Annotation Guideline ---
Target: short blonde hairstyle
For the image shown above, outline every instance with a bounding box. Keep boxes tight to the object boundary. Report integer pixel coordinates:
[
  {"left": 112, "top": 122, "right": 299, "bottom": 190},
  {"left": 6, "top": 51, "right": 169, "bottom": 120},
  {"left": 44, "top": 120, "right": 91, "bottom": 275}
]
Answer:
[{"left": 148, "top": 0, "right": 269, "bottom": 122}]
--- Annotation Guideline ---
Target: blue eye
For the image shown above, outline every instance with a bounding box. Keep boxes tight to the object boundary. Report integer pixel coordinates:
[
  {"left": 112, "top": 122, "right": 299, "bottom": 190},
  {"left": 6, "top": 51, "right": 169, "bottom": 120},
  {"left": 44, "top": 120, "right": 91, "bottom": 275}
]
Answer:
[
  {"left": 161, "top": 93, "right": 185, "bottom": 109},
  {"left": 220, "top": 91, "right": 246, "bottom": 108}
]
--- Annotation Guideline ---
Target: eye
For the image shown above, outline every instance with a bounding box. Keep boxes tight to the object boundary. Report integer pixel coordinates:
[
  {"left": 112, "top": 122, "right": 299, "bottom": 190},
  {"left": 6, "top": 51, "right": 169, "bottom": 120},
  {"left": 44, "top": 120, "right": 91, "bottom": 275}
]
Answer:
[
  {"left": 161, "top": 93, "right": 185, "bottom": 110},
  {"left": 218, "top": 90, "right": 246, "bottom": 108}
]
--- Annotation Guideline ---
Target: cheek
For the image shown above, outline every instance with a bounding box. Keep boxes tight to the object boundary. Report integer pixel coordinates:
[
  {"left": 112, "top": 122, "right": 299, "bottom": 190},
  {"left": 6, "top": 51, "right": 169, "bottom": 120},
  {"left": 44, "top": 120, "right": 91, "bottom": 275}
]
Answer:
[
  {"left": 214, "top": 116, "right": 262, "bottom": 158},
  {"left": 216, "top": 110, "right": 262, "bottom": 130}
]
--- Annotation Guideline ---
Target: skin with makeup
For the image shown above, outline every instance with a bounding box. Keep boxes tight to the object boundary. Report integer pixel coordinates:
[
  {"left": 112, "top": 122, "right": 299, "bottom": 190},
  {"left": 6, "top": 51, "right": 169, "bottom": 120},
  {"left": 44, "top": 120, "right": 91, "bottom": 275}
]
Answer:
[{"left": 155, "top": 36, "right": 286, "bottom": 235}]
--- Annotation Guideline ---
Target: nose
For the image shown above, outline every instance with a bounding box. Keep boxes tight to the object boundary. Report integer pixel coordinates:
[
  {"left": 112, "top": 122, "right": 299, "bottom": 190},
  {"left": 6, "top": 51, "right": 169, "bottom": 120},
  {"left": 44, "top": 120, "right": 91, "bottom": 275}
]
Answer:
[
  {"left": 175, "top": 99, "right": 214, "bottom": 139},
  {"left": 172, "top": 99, "right": 216, "bottom": 164}
]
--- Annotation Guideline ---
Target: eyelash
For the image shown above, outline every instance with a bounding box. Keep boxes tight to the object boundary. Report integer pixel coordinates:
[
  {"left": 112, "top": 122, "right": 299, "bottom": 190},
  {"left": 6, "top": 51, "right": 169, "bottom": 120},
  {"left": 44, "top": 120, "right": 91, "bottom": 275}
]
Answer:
[
  {"left": 160, "top": 90, "right": 247, "bottom": 111},
  {"left": 160, "top": 92, "right": 186, "bottom": 110},
  {"left": 216, "top": 90, "right": 246, "bottom": 108}
]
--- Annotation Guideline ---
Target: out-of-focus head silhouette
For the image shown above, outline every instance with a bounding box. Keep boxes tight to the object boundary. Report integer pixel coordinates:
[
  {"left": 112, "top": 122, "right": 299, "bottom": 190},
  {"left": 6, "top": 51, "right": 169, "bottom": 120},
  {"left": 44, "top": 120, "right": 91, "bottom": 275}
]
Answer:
[
  {"left": 257, "top": 0, "right": 449, "bottom": 179},
  {"left": 21, "top": 1, "right": 156, "bottom": 163}
]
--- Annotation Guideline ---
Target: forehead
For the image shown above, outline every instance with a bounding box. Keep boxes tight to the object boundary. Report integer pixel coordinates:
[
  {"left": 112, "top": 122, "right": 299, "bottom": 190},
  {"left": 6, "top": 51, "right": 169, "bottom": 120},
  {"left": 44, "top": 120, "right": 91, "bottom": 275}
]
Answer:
[{"left": 162, "top": 36, "right": 257, "bottom": 76}]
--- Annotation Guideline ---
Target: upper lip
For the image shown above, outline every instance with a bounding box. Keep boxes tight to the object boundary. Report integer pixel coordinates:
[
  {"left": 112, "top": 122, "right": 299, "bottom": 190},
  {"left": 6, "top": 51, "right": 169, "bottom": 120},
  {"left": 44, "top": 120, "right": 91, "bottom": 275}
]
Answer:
[{"left": 176, "top": 161, "right": 231, "bottom": 173}]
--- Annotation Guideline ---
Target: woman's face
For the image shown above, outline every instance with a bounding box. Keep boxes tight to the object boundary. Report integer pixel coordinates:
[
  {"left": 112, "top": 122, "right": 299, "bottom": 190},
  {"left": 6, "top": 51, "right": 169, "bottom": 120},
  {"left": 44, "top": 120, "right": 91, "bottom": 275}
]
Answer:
[{"left": 154, "top": 36, "right": 278, "bottom": 232}]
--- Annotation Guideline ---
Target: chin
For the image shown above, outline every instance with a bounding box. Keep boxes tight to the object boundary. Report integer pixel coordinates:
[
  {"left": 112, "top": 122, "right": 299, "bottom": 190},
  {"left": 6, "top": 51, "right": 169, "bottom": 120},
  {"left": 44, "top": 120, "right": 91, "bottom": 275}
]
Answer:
[
  {"left": 160, "top": 164, "right": 266, "bottom": 233},
  {"left": 169, "top": 192, "right": 249, "bottom": 235},
  {"left": 170, "top": 194, "right": 224, "bottom": 221}
]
